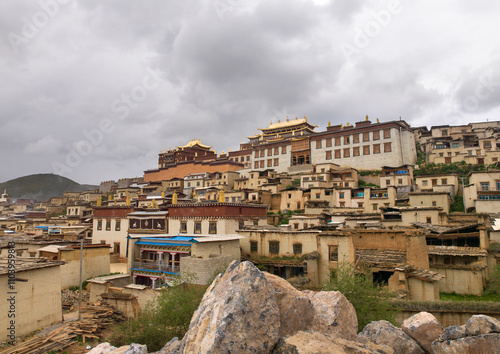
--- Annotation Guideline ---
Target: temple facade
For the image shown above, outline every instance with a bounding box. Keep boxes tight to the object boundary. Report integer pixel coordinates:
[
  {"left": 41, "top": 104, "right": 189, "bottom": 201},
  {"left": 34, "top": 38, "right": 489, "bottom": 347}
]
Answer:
[
  {"left": 144, "top": 116, "right": 417, "bottom": 183},
  {"left": 230, "top": 116, "right": 417, "bottom": 176}
]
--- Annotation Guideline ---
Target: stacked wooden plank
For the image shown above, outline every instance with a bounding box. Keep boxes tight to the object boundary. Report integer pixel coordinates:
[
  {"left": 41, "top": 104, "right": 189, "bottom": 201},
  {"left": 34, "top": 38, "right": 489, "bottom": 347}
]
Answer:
[{"left": 0, "top": 302, "right": 125, "bottom": 354}]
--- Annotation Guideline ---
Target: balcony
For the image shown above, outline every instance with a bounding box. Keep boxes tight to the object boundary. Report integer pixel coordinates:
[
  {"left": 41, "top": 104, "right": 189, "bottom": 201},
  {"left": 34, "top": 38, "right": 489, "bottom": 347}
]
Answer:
[{"left": 132, "top": 260, "right": 180, "bottom": 274}]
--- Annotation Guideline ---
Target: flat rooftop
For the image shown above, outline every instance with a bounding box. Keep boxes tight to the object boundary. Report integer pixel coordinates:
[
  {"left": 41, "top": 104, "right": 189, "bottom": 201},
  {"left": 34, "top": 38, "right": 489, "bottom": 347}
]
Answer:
[{"left": 0, "top": 257, "right": 64, "bottom": 275}]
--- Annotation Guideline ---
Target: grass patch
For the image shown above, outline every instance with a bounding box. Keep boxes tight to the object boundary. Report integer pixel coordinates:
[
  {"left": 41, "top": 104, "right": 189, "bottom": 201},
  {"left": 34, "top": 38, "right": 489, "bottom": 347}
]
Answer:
[{"left": 439, "top": 292, "right": 500, "bottom": 302}]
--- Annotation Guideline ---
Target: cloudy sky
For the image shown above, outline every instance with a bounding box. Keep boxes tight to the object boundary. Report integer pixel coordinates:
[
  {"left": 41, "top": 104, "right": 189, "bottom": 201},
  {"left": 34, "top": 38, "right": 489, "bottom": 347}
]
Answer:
[{"left": 1, "top": 0, "right": 500, "bottom": 185}]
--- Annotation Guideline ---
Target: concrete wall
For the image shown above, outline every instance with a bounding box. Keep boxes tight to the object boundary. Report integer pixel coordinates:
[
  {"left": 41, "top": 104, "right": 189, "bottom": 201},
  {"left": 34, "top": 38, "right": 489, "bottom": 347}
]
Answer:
[
  {"left": 59, "top": 247, "right": 111, "bottom": 288},
  {"left": 401, "top": 208, "right": 441, "bottom": 226},
  {"left": 475, "top": 199, "right": 500, "bottom": 214},
  {"left": 180, "top": 255, "right": 233, "bottom": 285},
  {"left": 408, "top": 277, "right": 440, "bottom": 301},
  {"left": 191, "top": 239, "right": 241, "bottom": 260},
  {"left": 88, "top": 282, "right": 158, "bottom": 311},
  {"left": 0, "top": 266, "right": 62, "bottom": 341},
  {"left": 410, "top": 193, "right": 450, "bottom": 213},
  {"left": 431, "top": 267, "right": 485, "bottom": 295}
]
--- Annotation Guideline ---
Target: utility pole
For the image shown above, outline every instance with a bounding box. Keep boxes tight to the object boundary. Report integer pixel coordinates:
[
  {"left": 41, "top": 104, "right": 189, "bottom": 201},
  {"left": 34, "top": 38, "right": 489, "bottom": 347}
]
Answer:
[
  {"left": 460, "top": 177, "right": 467, "bottom": 213},
  {"left": 78, "top": 237, "right": 83, "bottom": 321}
]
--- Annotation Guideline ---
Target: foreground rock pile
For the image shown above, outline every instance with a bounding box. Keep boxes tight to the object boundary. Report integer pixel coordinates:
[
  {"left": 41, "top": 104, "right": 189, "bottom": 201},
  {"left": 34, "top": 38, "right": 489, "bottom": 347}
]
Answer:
[{"left": 90, "top": 261, "right": 500, "bottom": 354}]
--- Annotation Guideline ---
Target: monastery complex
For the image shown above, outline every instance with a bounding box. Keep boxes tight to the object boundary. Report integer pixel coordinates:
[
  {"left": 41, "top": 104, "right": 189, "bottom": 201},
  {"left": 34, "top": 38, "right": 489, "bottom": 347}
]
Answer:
[{"left": 2, "top": 116, "right": 500, "bottom": 341}]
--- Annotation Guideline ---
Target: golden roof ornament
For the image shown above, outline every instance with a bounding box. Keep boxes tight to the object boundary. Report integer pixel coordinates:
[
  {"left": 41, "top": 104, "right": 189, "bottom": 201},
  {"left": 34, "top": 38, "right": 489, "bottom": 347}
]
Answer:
[
  {"left": 126, "top": 195, "right": 131, "bottom": 206},
  {"left": 97, "top": 197, "right": 101, "bottom": 207},
  {"left": 161, "top": 191, "right": 165, "bottom": 198},
  {"left": 377, "top": 118, "right": 380, "bottom": 123},
  {"left": 304, "top": 114, "right": 307, "bottom": 122},
  {"left": 172, "top": 192, "right": 178, "bottom": 204},
  {"left": 218, "top": 190, "right": 225, "bottom": 203},
  {"left": 328, "top": 121, "right": 331, "bottom": 127},
  {"left": 365, "top": 115, "right": 369, "bottom": 121},
  {"left": 287, "top": 116, "right": 289, "bottom": 122},
  {"left": 229, "top": 147, "right": 232, "bottom": 152}
]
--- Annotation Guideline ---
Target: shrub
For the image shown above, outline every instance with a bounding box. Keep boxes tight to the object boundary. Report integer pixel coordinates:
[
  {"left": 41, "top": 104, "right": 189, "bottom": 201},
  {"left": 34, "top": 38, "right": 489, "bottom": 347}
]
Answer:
[
  {"left": 108, "top": 282, "right": 206, "bottom": 351},
  {"left": 322, "top": 261, "right": 397, "bottom": 331}
]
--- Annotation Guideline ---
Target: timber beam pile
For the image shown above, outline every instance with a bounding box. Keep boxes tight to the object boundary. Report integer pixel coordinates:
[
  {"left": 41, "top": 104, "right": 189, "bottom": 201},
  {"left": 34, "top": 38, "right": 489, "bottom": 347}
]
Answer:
[{"left": 0, "top": 302, "right": 125, "bottom": 354}]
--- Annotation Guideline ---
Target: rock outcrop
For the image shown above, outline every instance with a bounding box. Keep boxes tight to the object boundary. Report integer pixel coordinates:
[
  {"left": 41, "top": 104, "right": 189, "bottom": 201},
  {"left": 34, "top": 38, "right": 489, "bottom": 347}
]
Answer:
[
  {"left": 432, "top": 333, "right": 500, "bottom": 354},
  {"left": 402, "top": 312, "right": 444, "bottom": 353},
  {"left": 87, "top": 342, "right": 147, "bottom": 354},
  {"left": 91, "top": 262, "right": 500, "bottom": 354},
  {"left": 464, "top": 314, "right": 500, "bottom": 336},
  {"left": 161, "top": 261, "right": 358, "bottom": 353},
  {"left": 263, "top": 272, "right": 314, "bottom": 337},
  {"left": 179, "top": 261, "right": 281, "bottom": 353},
  {"left": 302, "top": 290, "right": 358, "bottom": 340},
  {"left": 273, "top": 330, "right": 393, "bottom": 354},
  {"left": 357, "top": 320, "right": 424, "bottom": 354}
]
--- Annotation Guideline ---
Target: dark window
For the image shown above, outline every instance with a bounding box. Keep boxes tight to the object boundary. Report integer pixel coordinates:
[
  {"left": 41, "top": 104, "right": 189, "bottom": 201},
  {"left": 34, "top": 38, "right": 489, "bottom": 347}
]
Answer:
[
  {"left": 194, "top": 221, "right": 201, "bottom": 234},
  {"left": 250, "top": 241, "right": 258, "bottom": 253},
  {"left": 269, "top": 241, "right": 280, "bottom": 255},
  {"left": 115, "top": 220, "right": 121, "bottom": 231},
  {"left": 329, "top": 245, "right": 338, "bottom": 261},
  {"left": 293, "top": 243, "right": 302, "bottom": 255},
  {"left": 97, "top": 220, "right": 102, "bottom": 230},
  {"left": 180, "top": 222, "right": 187, "bottom": 233},
  {"left": 209, "top": 221, "right": 217, "bottom": 234},
  {"left": 105, "top": 220, "right": 111, "bottom": 231}
]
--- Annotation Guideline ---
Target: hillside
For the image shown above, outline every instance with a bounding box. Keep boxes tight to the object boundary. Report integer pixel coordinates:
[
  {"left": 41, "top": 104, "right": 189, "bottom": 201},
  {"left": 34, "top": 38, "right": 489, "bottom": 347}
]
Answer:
[{"left": 0, "top": 174, "right": 97, "bottom": 202}]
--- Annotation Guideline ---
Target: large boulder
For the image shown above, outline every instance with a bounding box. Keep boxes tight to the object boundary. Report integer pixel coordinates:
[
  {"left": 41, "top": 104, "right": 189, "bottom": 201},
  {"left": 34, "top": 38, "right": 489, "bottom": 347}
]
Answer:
[
  {"left": 402, "top": 312, "right": 444, "bottom": 353},
  {"left": 357, "top": 320, "right": 424, "bottom": 354},
  {"left": 438, "top": 325, "right": 467, "bottom": 342},
  {"left": 302, "top": 290, "right": 358, "bottom": 340},
  {"left": 431, "top": 333, "right": 500, "bottom": 354},
  {"left": 263, "top": 272, "right": 314, "bottom": 337},
  {"left": 464, "top": 315, "right": 500, "bottom": 336},
  {"left": 273, "top": 330, "right": 393, "bottom": 354},
  {"left": 87, "top": 343, "right": 147, "bottom": 354},
  {"left": 180, "top": 261, "right": 281, "bottom": 353}
]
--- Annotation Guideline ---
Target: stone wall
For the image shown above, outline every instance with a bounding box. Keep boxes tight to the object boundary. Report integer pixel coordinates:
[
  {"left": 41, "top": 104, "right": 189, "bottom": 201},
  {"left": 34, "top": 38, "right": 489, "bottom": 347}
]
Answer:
[{"left": 180, "top": 255, "right": 233, "bottom": 285}]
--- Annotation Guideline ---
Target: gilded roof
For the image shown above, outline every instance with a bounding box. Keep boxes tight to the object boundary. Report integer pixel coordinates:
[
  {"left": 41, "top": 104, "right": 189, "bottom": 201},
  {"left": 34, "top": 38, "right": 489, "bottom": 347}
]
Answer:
[
  {"left": 259, "top": 117, "right": 317, "bottom": 131},
  {"left": 176, "top": 139, "right": 212, "bottom": 150}
]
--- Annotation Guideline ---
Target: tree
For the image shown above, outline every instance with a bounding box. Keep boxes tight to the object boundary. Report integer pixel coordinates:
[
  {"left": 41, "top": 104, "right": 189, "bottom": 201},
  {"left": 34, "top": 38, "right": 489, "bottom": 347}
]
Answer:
[
  {"left": 322, "top": 261, "right": 397, "bottom": 331},
  {"left": 484, "top": 263, "right": 500, "bottom": 296}
]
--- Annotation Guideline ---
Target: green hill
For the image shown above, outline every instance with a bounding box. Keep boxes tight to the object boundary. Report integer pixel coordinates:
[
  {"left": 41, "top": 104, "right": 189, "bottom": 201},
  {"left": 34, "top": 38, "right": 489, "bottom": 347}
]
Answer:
[{"left": 0, "top": 174, "right": 98, "bottom": 202}]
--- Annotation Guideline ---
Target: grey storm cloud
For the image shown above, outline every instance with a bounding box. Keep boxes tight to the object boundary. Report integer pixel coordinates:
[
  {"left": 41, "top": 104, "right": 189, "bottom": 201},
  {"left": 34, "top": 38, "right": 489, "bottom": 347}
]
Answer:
[{"left": 1, "top": 0, "right": 500, "bottom": 184}]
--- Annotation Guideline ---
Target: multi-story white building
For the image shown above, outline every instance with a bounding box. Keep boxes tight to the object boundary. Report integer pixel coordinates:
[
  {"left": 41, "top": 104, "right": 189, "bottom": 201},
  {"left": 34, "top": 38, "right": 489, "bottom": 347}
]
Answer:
[
  {"left": 230, "top": 116, "right": 417, "bottom": 176},
  {"left": 464, "top": 170, "right": 500, "bottom": 213}
]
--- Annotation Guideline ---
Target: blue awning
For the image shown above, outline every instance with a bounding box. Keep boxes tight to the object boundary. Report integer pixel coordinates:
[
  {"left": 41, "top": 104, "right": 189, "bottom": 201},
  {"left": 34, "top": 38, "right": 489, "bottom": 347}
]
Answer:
[{"left": 135, "top": 241, "right": 191, "bottom": 247}]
